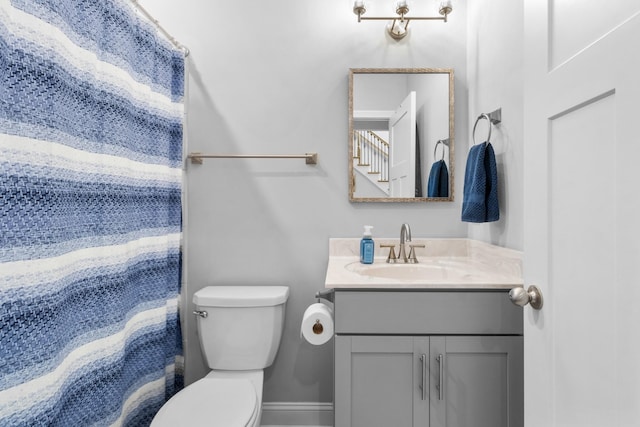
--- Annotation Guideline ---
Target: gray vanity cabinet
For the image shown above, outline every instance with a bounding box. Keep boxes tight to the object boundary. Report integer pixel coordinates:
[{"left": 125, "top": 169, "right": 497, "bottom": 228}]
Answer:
[
  {"left": 333, "top": 290, "right": 524, "bottom": 427},
  {"left": 428, "top": 336, "right": 523, "bottom": 427},
  {"left": 335, "top": 335, "right": 430, "bottom": 427}
]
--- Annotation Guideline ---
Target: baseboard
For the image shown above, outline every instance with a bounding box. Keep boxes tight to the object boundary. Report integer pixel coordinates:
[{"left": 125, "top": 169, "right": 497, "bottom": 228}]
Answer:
[{"left": 260, "top": 401, "right": 333, "bottom": 426}]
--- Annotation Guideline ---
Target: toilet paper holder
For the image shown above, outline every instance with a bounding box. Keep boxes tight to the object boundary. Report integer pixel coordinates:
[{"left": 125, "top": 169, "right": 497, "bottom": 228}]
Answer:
[{"left": 315, "top": 289, "right": 334, "bottom": 303}]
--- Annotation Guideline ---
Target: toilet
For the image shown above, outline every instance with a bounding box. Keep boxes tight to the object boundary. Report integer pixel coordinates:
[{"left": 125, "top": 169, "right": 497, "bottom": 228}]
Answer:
[{"left": 151, "top": 285, "right": 289, "bottom": 427}]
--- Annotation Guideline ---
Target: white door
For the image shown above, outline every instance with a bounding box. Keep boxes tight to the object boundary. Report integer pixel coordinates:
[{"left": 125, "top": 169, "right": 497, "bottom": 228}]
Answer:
[
  {"left": 389, "top": 91, "right": 416, "bottom": 197},
  {"left": 523, "top": 2, "right": 640, "bottom": 426}
]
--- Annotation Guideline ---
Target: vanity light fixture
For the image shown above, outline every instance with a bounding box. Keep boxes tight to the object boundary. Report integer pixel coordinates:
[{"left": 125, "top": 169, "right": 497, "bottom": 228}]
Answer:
[{"left": 353, "top": 0, "right": 453, "bottom": 40}]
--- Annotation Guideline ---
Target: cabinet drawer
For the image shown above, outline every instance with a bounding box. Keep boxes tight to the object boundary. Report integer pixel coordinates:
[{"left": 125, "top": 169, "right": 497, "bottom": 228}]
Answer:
[{"left": 334, "top": 290, "right": 522, "bottom": 335}]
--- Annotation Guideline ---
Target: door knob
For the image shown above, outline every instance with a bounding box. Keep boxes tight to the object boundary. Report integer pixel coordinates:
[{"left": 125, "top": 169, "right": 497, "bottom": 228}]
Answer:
[{"left": 509, "top": 285, "right": 543, "bottom": 310}]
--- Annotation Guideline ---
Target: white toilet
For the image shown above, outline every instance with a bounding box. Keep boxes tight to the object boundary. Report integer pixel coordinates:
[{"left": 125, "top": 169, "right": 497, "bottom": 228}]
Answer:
[{"left": 151, "top": 285, "right": 289, "bottom": 427}]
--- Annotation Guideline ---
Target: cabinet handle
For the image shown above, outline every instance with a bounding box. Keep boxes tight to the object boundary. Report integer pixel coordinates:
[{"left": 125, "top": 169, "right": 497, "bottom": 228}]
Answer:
[
  {"left": 420, "top": 354, "right": 427, "bottom": 400},
  {"left": 436, "top": 354, "right": 444, "bottom": 400}
]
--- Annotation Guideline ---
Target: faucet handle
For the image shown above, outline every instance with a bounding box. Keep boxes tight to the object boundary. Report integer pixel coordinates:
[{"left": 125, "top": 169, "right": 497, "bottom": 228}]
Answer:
[
  {"left": 408, "top": 244, "right": 425, "bottom": 264},
  {"left": 380, "top": 244, "right": 398, "bottom": 264}
]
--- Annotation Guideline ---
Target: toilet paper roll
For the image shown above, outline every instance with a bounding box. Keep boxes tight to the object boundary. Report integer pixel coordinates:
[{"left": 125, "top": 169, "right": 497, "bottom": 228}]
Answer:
[{"left": 300, "top": 303, "right": 334, "bottom": 345}]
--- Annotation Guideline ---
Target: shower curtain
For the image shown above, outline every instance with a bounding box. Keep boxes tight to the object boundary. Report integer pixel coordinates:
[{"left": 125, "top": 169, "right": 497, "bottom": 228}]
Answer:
[{"left": 0, "top": 0, "right": 184, "bottom": 425}]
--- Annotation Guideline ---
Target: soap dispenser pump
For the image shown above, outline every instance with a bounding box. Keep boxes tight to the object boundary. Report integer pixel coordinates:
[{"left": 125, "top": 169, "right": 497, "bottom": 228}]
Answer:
[{"left": 360, "top": 225, "right": 375, "bottom": 264}]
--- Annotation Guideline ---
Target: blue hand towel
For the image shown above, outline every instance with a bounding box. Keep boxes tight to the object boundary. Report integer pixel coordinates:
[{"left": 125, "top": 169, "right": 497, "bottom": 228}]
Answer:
[
  {"left": 427, "top": 159, "right": 449, "bottom": 197},
  {"left": 461, "top": 142, "right": 499, "bottom": 222}
]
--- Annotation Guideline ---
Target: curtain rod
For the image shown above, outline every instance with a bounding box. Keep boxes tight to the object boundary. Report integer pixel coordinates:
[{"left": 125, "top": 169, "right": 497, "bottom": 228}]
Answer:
[{"left": 130, "top": 0, "right": 189, "bottom": 56}]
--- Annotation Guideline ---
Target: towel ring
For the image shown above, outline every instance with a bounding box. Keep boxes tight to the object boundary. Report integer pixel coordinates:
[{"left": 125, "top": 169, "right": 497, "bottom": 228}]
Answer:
[
  {"left": 434, "top": 140, "right": 446, "bottom": 161},
  {"left": 472, "top": 113, "right": 492, "bottom": 146}
]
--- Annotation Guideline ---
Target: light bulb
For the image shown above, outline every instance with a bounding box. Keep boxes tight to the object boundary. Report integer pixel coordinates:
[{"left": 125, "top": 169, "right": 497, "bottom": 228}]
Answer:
[
  {"left": 439, "top": 0, "right": 452, "bottom": 15},
  {"left": 395, "top": 0, "right": 409, "bottom": 15}
]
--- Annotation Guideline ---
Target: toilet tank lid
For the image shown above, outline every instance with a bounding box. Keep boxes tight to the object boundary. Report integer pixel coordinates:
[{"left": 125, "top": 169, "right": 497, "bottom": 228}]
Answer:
[{"left": 193, "top": 286, "right": 290, "bottom": 307}]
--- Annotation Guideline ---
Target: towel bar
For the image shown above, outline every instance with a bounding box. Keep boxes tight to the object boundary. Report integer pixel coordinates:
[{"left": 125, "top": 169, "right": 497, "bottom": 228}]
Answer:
[{"left": 188, "top": 152, "right": 318, "bottom": 165}]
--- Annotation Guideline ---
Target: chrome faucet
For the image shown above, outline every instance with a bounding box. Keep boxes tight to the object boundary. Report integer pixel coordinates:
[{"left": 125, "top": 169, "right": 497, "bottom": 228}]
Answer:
[{"left": 398, "top": 223, "right": 412, "bottom": 263}]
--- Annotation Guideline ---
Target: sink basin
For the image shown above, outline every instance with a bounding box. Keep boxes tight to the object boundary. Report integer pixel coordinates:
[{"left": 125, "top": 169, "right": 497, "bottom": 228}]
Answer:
[{"left": 345, "top": 261, "right": 470, "bottom": 282}]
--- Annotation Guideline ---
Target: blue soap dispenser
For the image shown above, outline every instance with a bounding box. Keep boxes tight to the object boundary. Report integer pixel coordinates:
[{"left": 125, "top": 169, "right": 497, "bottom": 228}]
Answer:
[{"left": 360, "top": 225, "right": 375, "bottom": 264}]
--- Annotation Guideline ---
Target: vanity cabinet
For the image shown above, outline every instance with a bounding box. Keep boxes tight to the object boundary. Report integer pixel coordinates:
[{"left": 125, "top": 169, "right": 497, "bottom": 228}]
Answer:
[{"left": 333, "top": 290, "right": 523, "bottom": 427}]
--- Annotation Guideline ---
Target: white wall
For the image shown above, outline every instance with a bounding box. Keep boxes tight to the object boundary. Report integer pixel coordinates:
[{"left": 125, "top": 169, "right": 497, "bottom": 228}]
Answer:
[
  {"left": 139, "top": 0, "right": 469, "bottom": 404},
  {"left": 466, "top": 0, "right": 524, "bottom": 250}
]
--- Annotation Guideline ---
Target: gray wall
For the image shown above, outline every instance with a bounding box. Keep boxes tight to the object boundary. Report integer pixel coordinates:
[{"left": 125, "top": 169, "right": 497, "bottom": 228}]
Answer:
[
  {"left": 140, "top": 0, "right": 470, "bottom": 403},
  {"left": 409, "top": 73, "right": 451, "bottom": 175}
]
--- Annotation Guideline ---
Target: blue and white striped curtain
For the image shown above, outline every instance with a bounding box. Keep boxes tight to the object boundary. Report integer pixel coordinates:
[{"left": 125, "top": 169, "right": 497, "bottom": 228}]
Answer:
[{"left": 0, "top": 0, "right": 184, "bottom": 425}]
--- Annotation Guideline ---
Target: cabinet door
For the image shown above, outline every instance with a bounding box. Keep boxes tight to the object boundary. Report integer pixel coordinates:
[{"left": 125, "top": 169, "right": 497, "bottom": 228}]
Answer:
[
  {"left": 335, "top": 335, "right": 429, "bottom": 427},
  {"left": 429, "top": 336, "right": 523, "bottom": 427}
]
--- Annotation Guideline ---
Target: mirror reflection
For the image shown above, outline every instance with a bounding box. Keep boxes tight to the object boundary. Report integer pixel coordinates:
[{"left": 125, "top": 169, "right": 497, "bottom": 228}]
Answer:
[{"left": 349, "top": 68, "right": 454, "bottom": 202}]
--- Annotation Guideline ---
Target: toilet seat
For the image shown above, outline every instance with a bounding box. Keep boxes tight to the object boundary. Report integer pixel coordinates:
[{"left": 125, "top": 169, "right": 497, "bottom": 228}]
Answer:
[{"left": 151, "top": 378, "right": 258, "bottom": 427}]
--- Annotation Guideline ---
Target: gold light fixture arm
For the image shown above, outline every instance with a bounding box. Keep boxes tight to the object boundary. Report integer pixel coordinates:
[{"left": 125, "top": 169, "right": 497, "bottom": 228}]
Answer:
[{"left": 352, "top": 1, "right": 452, "bottom": 40}]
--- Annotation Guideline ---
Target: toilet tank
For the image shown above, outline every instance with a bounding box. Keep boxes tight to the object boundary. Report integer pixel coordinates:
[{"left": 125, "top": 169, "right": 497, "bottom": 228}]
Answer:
[{"left": 193, "top": 286, "right": 289, "bottom": 370}]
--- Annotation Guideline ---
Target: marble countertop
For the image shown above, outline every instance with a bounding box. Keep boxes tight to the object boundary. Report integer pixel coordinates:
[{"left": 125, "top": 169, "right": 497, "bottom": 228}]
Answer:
[{"left": 324, "top": 238, "right": 524, "bottom": 290}]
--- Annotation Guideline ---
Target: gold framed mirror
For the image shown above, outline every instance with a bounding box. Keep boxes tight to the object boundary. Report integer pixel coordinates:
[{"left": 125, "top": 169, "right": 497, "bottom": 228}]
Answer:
[{"left": 349, "top": 68, "right": 454, "bottom": 202}]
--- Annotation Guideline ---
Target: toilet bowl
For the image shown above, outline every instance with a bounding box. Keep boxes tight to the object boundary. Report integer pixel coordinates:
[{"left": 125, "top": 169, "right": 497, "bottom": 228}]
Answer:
[
  {"left": 151, "top": 372, "right": 261, "bottom": 427},
  {"left": 151, "top": 286, "right": 289, "bottom": 427}
]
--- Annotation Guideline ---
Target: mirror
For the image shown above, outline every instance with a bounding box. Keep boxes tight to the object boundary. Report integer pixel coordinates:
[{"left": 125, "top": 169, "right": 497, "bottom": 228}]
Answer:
[{"left": 349, "top": 68, "right": 454, "bottom": 202}]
